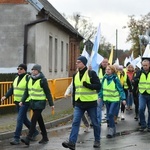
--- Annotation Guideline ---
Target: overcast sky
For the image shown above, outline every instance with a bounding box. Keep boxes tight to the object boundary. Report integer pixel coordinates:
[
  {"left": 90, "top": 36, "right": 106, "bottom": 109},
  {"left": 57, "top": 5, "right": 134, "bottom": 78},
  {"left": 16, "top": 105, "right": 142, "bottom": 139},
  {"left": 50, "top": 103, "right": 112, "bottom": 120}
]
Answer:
[{"left": 49, "top": 0, "right": 150, "bottom": 50}]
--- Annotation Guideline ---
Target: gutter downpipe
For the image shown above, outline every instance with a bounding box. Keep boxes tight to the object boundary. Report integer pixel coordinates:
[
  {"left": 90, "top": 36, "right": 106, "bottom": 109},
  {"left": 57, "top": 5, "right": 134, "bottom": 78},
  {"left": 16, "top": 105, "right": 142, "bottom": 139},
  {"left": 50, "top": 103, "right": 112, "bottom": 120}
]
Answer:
[{"left": 23, "top": 17, "right": 49, "bottom": 64}]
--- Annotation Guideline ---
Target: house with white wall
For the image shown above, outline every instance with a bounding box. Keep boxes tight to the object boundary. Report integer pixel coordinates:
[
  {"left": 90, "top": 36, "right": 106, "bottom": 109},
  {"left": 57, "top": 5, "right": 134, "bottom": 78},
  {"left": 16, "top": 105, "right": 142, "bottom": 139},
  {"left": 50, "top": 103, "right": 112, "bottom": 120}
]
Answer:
[{"left": 0, "top": 0, "right": 83, "bottom": 78}]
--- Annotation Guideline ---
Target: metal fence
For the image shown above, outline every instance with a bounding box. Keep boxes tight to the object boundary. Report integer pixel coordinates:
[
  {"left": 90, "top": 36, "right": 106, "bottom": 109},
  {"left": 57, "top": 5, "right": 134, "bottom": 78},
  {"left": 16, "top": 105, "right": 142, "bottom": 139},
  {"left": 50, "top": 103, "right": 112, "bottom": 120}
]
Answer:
[{"left": 0, "top": 77, "right": 72, "bottom": 108}]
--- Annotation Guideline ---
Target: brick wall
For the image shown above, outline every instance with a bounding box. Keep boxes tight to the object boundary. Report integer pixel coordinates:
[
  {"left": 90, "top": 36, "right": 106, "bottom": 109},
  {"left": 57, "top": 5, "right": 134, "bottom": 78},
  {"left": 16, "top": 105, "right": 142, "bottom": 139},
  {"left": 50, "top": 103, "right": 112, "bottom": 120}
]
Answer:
[
  {"left": 69, "top": 37, "right": 80, "bottom": 77},
  {"left": 0, "top": 0, "right": 27, "bottom": 3}
]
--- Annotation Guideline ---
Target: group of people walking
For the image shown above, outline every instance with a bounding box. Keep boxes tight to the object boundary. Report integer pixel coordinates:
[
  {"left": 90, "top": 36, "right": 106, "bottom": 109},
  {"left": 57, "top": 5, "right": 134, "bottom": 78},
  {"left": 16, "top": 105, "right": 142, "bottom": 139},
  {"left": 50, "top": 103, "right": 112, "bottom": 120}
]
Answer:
[
  {"left": 62, "top": 56, "right": 150, "bottom": 150},
  {"left": 1, "top": 56, "right": 150, "bottom": 150},
  {"left": 1, "top": 64, "right": 54, "bottom": 146}
]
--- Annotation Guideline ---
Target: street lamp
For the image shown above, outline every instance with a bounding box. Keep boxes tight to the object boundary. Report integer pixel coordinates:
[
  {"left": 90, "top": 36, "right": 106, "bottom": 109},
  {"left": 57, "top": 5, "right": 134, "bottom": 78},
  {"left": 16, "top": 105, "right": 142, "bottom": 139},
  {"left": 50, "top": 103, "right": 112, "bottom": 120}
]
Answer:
[{"left": 116, "top": 29, "right": 118, "bottom": 60}]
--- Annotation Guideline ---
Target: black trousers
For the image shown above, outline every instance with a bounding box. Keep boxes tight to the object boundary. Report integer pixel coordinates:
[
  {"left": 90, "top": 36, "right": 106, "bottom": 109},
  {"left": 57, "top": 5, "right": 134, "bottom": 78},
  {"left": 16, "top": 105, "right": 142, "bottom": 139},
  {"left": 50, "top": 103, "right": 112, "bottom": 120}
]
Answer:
[
  {"left": 133, "top": 91, "right": 139, "bottom": 115},
  {"left": 28, "top": 109, "right": 47, "bottom": 137}
]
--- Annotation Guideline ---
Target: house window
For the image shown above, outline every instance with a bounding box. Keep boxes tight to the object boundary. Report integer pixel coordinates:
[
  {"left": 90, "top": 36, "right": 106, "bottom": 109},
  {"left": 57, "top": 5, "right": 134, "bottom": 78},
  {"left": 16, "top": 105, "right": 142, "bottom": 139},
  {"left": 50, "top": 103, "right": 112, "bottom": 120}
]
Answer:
[
  {"left": 74, "top": 44, "right": 76, "bottom": 70},
  {"left": 54, "top": 38, "right": 58, "bottom": 72},
  {"left": 61, "top": 41, "right": 64, "bottom": 71},
  {"left": 66, "top": 43, "right": 69, "bottom": 71},
  {"left": 49, "top": 36, "right": 53, "bottom": 72},
  {"left": 70, "top": 43, "right": 73, "bottom": 70}
]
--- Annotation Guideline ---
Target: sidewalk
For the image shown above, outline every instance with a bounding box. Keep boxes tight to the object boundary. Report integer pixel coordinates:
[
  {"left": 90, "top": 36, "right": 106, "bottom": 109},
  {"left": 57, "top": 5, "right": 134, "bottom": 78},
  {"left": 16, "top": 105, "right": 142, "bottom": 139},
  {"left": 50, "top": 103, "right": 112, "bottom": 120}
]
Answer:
[
  {"left": 0, "top": 97, "right": 73, "bottom": 140},
  {"left": 0, "top": 98, "right": 140, "bottom": 141}
]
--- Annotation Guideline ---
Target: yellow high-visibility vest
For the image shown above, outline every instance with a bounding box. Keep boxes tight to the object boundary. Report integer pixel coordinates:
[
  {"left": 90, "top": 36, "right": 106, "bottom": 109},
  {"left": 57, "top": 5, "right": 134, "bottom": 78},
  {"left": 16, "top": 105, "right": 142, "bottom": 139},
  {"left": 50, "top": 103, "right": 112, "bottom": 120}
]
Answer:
[
  {"left": 117, "top": 72, "right": 124, "bottom": 86},
  {"left": 123, "top": 74, "right": 128, "bottom": 89},
  {"left": 139, "top": 73, "right": 150, "bottom": 94},
  {"left": 98, "top": 68, "right": 104, "bottom": 82},
  {"left": 13, "top": 75, "right": 30, "bottom": 102},
  {"left": 74, "top": 70, "right": 98, "bottom": 102},
  {"left": 103, "top": 78, "right": 120, "bottom": 102},
  {"left": 28, "top": 78, "right": 46, "bottom": 101}
]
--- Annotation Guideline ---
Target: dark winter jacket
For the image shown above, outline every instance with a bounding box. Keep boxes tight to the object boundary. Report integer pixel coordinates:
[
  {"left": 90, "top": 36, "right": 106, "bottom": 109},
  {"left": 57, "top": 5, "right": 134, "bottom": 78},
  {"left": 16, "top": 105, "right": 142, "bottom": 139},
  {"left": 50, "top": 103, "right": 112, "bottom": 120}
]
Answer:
[
  {"left": 72, "top": 66, "right": 101, "bottom": 108},
  {"left": 133, "top": 68, "right": 150, "bottom": 95},
  {"left": 5, "top": 73, "right": 29, "bottom": 104}
]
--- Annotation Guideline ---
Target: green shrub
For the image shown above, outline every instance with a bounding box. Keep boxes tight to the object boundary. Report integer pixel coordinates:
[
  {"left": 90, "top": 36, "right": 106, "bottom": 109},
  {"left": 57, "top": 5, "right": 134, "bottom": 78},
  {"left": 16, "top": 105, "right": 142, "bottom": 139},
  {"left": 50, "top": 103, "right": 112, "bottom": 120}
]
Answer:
[{"left": 0, "top": 73, "right": 16, "bottom": 82}]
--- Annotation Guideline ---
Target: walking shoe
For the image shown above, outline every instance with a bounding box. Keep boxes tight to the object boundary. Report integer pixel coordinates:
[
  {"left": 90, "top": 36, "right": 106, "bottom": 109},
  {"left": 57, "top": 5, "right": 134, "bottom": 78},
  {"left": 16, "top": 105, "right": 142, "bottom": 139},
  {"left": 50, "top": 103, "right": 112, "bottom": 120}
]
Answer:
[
  {"left": 138, "top": 127, "right": 146, "bottom": 132},
  {"left": 126, "top": 106, "right": 129, "bottom": 110},
  {"left": 10, "top": 139, "right": 20, "bottom": 145},
  {"left": 62, "top": 141, "right": 75, "bottom": 150},
  {"left": 134, "top": 114, "right": 138, "bottom": 121},
  {"left": 30, "top": 130, "right": 39, "bottom": 141},
  {"left": 107, "top": 128, "right": 115, "bottom": 138},
  {"left": 121, "top": 113, "right": 125, "bottom": 120},
  {"left": 39, "top": 137, "right": 49, "bottom": 144},
  {"left": 93, "top": 141, "right": 100, "bottom": 148},
  {"left": 84, "top": 127, "right": 90, "bottom": 132},
  {"left": 21, "top": 137, "right": 30, "bottom": 145}
]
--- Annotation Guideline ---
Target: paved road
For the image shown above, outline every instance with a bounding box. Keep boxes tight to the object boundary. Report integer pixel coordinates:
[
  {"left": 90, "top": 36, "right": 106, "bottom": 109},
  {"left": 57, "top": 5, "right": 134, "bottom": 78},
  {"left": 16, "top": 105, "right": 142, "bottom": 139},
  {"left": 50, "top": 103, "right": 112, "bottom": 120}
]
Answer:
[
  {"left": 1, "top": 100, "right": 150, "bottom": 150},
  {"left": 1, "top": 124, "right": 150, "bottom": 150}
]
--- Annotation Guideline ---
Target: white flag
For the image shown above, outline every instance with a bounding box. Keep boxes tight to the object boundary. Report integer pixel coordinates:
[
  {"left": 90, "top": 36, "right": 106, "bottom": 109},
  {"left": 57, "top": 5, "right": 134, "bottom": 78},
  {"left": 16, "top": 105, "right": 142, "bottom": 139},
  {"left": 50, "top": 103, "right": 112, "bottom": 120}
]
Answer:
[{"left": 81, "top": 46, "right": 90, "bottom": 60}]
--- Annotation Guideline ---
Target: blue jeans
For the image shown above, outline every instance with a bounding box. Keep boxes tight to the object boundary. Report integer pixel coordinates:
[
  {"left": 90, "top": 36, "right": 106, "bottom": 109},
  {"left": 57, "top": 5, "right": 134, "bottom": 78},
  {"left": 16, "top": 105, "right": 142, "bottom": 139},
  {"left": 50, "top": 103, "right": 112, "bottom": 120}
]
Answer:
[
  {"left": 97, "top": 99, "right": 103, "bottom": 124},
  {"left": 139, "top": 94, "right": 150, "bottom": 128},
  {"left": 127, "top": 91, "right": 133, "bottom": 107},
  {"left": 114, "top": 102, "right": 120, "bottom": 117},
  {"left": 14, "top": 103, "right": 31, "bottom": 140},
  {"left": 105, "top": 101, "right": 119, "bottom": 128},
  {"left": 69, "top": 106, "right": 100, "bottom": 143}
]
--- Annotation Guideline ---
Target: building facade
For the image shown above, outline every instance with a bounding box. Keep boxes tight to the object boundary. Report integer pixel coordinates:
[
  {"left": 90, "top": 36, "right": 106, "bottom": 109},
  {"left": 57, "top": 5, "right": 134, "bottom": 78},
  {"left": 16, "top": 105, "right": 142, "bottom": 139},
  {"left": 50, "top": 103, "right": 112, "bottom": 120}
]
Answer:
[{"left": 0, "top": 0, "right": 83, "bottom": 78}]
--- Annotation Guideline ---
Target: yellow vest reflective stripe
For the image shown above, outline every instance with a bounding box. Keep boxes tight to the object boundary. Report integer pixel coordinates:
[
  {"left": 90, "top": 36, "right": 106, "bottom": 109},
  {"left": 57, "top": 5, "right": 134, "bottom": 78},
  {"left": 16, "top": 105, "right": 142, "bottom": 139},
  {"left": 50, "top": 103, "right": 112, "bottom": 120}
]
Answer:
[
  {"left": 117, "top": 72, "right": 124, "bottom": 86},
  {"left": 139, "top": 73, "right": 150, "bottom": 94},
  {"left": 98, "top": 68, "right": 104, "bottom": 82},
  {"left": 75, "top": 70, "right": 98, "bottom": 102},
  {"left": 13, "top": 75, "right": 30, "bottom": 102},
  {"left": 28, "top": 78, "right": 46, "bottom": 100},
  {"left": 123, "top": 73, "right": 128, "bottom": 89},
  {"left": 103, "top": 79, "right": 120, "bottom": 102}
]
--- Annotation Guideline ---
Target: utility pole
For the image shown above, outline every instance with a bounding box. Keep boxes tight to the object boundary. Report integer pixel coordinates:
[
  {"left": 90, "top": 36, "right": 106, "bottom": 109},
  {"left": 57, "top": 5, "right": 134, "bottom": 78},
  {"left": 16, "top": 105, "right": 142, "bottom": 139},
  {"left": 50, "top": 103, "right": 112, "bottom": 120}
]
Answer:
[{"left": 116, "top": 29, "right": 118, "bottom": 60}]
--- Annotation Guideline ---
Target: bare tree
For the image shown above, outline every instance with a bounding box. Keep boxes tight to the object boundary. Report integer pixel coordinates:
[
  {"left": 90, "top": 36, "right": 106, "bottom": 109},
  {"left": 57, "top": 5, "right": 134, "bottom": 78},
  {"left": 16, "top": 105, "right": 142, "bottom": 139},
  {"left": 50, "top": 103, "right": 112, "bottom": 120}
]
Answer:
[
  {"left": 62, "top": 12, "right": 112, "bottom": 55},
  {"left": 125, "top": 13, "right": 150, "bottom": 57},
  {"left": 65, "top": 12, "right": 97, "bottom": 41}
]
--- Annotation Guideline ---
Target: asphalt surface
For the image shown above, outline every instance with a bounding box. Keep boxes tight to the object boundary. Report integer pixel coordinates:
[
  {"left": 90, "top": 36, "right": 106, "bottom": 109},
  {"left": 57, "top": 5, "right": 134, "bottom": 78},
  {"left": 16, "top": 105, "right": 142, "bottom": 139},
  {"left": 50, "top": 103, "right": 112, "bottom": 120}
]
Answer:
[
  {"left": 1, "top": 98, "right": 149, "bottom": 150},
  {"left": 0, "top": 97, "right": 73, "bottom": 140}
]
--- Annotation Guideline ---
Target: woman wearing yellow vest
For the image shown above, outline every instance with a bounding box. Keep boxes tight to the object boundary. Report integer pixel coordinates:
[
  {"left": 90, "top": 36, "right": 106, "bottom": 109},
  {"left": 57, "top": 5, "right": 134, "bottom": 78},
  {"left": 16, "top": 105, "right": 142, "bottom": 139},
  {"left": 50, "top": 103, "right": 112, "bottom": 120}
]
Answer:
[
  {"left": 19, "top": 64, "right": 54, "bottom": 146},
  {"left": 99, "top": 65, "right": 126, "bottom": 138},
  {"left": 116, "top": 65, "right": 132, "bottom": 120},
  {"left": 126, "top": 64, "right": 135, "bottom": 110}
]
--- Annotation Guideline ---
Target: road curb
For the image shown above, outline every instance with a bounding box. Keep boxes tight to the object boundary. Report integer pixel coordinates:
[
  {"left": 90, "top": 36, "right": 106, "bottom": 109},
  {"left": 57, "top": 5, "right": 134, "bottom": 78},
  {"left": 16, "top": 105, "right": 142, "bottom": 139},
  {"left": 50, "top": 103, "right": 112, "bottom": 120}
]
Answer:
[{"left": 0, "top": 114, "right": 73, "bottom": 140}]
